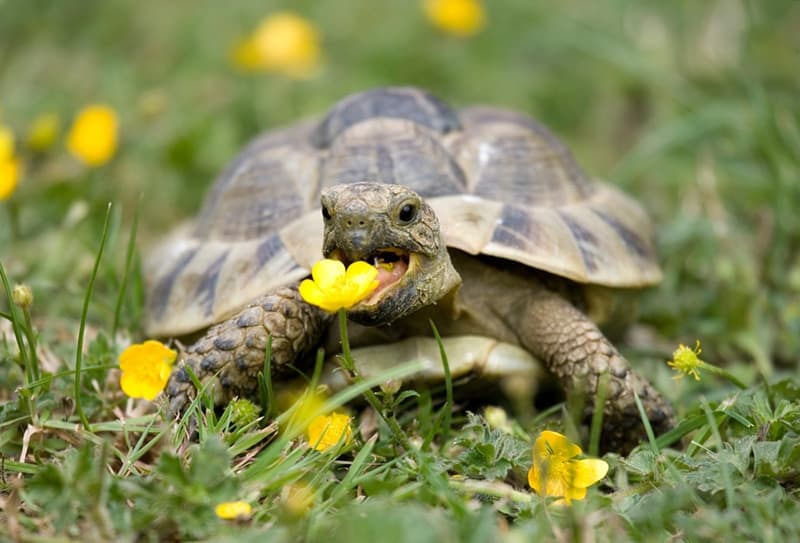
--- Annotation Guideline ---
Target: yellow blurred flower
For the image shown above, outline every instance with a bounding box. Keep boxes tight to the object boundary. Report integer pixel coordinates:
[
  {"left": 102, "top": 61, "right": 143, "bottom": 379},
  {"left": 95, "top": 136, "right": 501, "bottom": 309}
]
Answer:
[
  {"left": 66, "top": 104, "right": 119, "bottom": 167},
  {"left": 0, "top": 158, "right": 21, "bottom": 201},
  {"left": 214, "top": 500, "right": 252, "bottom": 520},
  {"left": 118, "top": 340, "right": 177, "bottom": 401},
  {"left": 231, "top": 36, "right": 264, "bottom": 73},
  {"left": 299, "top": 259, "right": 379, "bottom": 313},
  {"left": 232, "top": 12, "right": 321, "bottom": 78},
  {"left": 307, "top": 412, "right": 354, "bottom": 452},
  {"left": 281, "top": 386, "right": 328, "bottom": 433},
  {"left": 424, "top": 0, "right": 486, "bottom": 38},
  {"left": 667, "top": 340, "right": 704, "bottom": 381},
  {"left": 281, "top": 482, "right": 315, "bottom": 516},
  {"left": 0, "top": 125, "right": 22, "bottom": 201},
  {"left": 528, "top": 430, "right": 609, "bottom": 505},
  {"left": 26, "top": 112, "right": 60, "bottom": 152}
]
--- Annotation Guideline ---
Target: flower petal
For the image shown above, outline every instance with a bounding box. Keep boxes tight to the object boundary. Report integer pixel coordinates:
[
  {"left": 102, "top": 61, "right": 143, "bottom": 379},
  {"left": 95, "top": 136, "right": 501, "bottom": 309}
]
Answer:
[
  {"left": 344, "top": 261, "right": 379, "bottom": 305},
  {"left": 311, "top": 259, "right": 346, "bottom": 290},
  {"left": 564, "top": 485, "right": 587, "bottom": 503},
  {"left": 571, "top": 458, "right": 609, "bottom": 488},
  {"left": 299, "top": 279, "right": 331, "bottom": 310},
  {"left": 118, "top": 340, "right": 176, "bottom": 400},
  {"left": 307, "top": 412, "right": 353, "bottom": 451},
  {"left": 534, "top": 430, "right": 582, "bottom": 460}
]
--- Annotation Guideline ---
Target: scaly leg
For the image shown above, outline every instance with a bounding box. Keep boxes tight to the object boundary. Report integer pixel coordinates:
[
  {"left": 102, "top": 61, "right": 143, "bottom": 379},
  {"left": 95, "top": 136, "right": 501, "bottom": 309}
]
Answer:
[
  {"left": 514, "top": 287, "right": 675, "bottom": 452},
  {"left": 164, "top": 285, "right": 332, "bottom": 416}
]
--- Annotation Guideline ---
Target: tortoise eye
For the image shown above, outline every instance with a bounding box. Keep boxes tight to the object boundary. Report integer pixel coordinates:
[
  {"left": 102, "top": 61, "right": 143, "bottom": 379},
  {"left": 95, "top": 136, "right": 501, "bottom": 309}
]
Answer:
[
  {"left": 397, "top": 202, "right": 418, "bottom": 224},
  {"left": 322, "top": 205, "right": 332, "bottom": 221}
]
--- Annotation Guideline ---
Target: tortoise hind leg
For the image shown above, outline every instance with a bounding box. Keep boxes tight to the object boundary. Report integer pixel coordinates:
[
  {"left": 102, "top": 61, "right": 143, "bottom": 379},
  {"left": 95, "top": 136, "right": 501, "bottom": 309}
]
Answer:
[
  {"left": 164, "top": 285, "right": 332, "bottom": 417},
  {"left": 512, "top": 286, "right": 675, "bottom": 452}
]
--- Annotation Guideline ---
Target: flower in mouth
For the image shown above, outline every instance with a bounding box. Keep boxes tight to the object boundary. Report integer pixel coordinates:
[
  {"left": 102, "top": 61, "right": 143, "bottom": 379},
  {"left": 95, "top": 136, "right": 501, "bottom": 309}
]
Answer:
[{"left": 298, "top": 259, "right": 379, "bottom": 312}]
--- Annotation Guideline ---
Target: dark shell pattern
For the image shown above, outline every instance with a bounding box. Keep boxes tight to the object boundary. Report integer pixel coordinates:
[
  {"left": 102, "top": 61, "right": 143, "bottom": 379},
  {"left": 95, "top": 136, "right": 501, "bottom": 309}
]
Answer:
[{"left": 145, "top": 87, "right": 661, "bottom": 335}]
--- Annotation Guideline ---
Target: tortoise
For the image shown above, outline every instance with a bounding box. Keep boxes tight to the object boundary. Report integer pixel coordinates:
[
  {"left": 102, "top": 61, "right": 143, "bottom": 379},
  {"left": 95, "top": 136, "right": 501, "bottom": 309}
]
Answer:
[{"left": 145, "top": 87, "right": 674, "bottom": 450}]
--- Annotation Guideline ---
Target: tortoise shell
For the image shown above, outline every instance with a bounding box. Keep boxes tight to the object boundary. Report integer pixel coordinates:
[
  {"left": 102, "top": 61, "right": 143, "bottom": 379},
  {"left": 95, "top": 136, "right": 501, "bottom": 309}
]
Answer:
[{"left": 144, "top": 87, "right": 661, "bottom": 336}]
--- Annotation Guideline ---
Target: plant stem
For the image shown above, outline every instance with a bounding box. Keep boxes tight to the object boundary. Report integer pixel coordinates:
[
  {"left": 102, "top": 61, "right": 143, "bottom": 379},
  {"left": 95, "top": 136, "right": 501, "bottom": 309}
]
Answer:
[
  {"left": 21, "top": 307, "right": 40, "bottom": 381},
  {"left": 701, "top": 362, "right": 747, "bottom": 389},
  {"left": 337, "top": 309, "right": 412, "bottom": 450}
]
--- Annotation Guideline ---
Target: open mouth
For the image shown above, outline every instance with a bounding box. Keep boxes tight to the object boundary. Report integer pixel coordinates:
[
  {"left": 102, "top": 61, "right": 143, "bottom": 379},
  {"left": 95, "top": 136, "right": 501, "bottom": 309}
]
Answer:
[{"left": 330, "top": 248, "right": 414, "bottom": 305}]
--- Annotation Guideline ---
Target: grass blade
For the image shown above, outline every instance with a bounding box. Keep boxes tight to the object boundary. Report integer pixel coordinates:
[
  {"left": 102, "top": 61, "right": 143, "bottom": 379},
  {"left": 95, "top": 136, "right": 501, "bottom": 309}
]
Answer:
[
  {"left": 111, "top": 196, "right": 141, "bottom": 339},
  {"left": 588, "top": 371, "right": 609, "bottom": 457},
  {"left": 74, "top": 202, "right": 113, "bottom": 430},
  {"left": 0, "top": 260, "right": 31, "bottom": 376},
  {"left": 429, "top": 319, "right": 453, "bottom": 447}
]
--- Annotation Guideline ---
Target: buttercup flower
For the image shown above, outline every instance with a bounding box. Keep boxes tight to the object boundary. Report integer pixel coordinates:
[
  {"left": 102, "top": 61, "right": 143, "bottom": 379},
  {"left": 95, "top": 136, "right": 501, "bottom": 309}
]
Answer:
[
  {"left": 118, "top": 340, "right": 177, "bottom": 400},
  {"left": 282, "top": 386, "right": 328, "bottom": 433},
  {"left": 307, "top": 412, "right": 354, "bottom": 452},
  {"left": 667, "top": 340, "right": 704, "bottom": 381},
  {"left": 299, "top": 259, "right": 379, "bottom": 312},
  {"left": 66, "top": 104, "right": 119, "bottom": 166},
  {"left": 423, "top": 0, "right": 486, "bottom": 38},
  {"left": 281, "top": 482, "right": 315, "bottom": 516},
  {"left": 232, "top": 12, "right": 321, "bottom": 78},
  {"left": 214, "top": 500, "right": 252, "bottom": 520},
  {"left": 0, "top": 125, "right": 22, "bottom": 201},
  {"left": 26, "top": 112, "right": 60, "bottom": 152},
  {"left": 528, "top": 430, "right": 609, "bottom": 505}
]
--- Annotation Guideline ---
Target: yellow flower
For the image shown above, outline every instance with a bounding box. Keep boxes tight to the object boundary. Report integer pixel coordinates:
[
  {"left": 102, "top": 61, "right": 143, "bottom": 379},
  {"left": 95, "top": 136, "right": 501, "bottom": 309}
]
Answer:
[
  {"left": 66, "top": 104, "right": 119, "bottom": 167},
  {"left": 281, "top": 482, "right": 315, "bottom": 516},
  {"left": 307, "top": 412, "right": 354, "bottom": 452},
  {"left": 423, "top": 0, "right": 486, "bottom": 38},
  {"left": 214, "top": 500, "right": 252, "bottom": 520},
  {"left": 284, "top": 387, "right": 328, "bottom": 433},
  {"left": 118, "top": 340, "right": 177, "bottom": 401},
  {"left": 230, "top": 36, "right": 264, "bottom": 73},
  {"left": 26, "top": 112, "right": 60, "bottom": 152},
  {"left": 528, "top": 430, "right": 609, "bottom": 505},
  {"left": 0, "top": 125, "right": 15, "bottom": 158},
  {"left": 299, "top": 259, "right": 379, "bottom": 313},
  {"left": 667, "top": 340, "right": 704, "bottom": 381},
  {"left": 0, "top": 125, "right": 22, "bottom": 201},
  {"left": 232, "top": 12, "right": 321, "bottom": 78}
]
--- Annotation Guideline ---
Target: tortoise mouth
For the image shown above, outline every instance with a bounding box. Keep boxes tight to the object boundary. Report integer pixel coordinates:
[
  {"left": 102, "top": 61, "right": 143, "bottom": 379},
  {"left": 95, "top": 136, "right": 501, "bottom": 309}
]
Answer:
[{"left": 329, "top": 248, "right": 415, "bottom": 306}]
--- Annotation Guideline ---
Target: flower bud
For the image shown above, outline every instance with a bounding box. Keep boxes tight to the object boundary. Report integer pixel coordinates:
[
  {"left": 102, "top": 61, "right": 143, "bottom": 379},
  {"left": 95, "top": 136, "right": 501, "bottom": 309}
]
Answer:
[
  {"left": 484, "top": 406, "right": 512, "bottom": 434},
  {"left": 12, "top": 284, "right": 33, "bottom": 309},
  {"left": 229, "top": 398, "right": 261, "bottom": 426}
]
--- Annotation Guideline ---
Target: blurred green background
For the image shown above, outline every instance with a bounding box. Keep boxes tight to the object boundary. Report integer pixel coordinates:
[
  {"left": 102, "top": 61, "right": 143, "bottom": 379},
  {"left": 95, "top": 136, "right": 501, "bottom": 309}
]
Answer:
[{"left": 1, "top": 0, "right": 799, "bottom": 380}]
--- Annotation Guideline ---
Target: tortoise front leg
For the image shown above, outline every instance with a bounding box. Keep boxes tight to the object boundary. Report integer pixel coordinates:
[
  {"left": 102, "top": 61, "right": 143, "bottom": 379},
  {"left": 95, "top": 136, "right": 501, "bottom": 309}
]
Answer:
[
  {"left": 512, "top": 288, "right": 675, "bottom": 452},
  {"left": 165, "top": 285, "right": 332, "bottom": 417}
]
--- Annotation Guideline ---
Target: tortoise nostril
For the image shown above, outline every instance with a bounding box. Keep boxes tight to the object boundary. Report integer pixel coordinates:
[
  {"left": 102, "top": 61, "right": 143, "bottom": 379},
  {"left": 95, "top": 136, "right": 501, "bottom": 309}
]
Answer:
[{"left": 358, "top": 220, "right": 366, "bottom": 227}]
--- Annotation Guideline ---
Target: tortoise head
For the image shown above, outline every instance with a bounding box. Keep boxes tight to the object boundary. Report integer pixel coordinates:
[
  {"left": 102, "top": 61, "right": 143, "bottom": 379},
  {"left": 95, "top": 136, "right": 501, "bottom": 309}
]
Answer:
[{"left": 320, "top": 183, "right": 461, "bottom": 325}]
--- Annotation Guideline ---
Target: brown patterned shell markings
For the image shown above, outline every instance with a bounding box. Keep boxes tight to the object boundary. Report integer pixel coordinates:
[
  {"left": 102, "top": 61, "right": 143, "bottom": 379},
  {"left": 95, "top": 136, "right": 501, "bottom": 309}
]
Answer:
[{"left": 144, "top": 88, "right": 661, "bottom": 336}]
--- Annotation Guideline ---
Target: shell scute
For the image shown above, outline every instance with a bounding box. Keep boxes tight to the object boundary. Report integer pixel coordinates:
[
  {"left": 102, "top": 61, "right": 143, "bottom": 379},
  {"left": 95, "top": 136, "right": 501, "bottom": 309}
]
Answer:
[{"left": 145, "top": 88, "right": 660, "bottom": 335}]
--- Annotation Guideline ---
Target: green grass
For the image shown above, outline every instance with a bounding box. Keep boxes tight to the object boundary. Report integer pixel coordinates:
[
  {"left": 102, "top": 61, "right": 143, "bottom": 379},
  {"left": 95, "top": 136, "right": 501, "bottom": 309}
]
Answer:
[{"left": 2, "top": 0, "right": 799, "bottom": 540}]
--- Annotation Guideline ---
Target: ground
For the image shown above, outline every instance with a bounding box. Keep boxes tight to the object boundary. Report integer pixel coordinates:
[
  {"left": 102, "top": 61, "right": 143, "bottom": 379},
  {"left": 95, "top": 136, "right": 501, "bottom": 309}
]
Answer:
[{"left": 1, "top": 1, "right": 799, "bottom": 541}]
